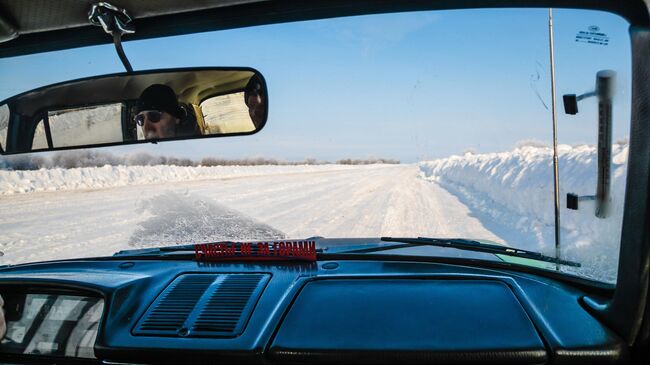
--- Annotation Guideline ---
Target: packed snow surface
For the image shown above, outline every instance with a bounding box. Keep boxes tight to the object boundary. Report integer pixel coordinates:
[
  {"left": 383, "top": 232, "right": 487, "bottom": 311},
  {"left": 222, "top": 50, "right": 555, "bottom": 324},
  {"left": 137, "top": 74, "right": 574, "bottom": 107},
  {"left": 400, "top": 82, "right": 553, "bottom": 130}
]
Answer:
[
  {"left": 0, "top": 144, "right": 628, "bottom": 283},
  {"left": 0, "top": 164, "right": 500, "bottom": 265}
]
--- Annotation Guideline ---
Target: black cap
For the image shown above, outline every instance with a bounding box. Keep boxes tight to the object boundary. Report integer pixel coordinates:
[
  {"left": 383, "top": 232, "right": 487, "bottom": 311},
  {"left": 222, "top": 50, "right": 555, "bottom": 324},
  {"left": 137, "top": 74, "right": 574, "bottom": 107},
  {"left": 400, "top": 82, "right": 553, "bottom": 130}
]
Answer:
[{"left": 135, "top": 84, "right": 182, "bottom": 118}]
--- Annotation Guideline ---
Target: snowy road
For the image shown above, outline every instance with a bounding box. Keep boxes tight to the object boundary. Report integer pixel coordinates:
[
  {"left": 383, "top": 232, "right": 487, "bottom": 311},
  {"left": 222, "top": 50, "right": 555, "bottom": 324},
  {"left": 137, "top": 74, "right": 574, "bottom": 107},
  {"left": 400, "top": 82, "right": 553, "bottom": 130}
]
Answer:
[{"left": 0, "top": 164, "right": 501, "bottom": 265}]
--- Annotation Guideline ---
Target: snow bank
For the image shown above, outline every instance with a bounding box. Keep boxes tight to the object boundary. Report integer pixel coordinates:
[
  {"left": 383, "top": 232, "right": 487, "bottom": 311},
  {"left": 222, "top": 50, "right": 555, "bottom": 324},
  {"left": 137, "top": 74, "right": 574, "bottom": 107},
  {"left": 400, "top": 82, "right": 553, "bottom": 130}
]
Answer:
[
  {"left": 0, "top": 164, "right": 379, "bottom": 195},
  {"left": 420, "top": 144, "right": 628, "bottom": 283}
]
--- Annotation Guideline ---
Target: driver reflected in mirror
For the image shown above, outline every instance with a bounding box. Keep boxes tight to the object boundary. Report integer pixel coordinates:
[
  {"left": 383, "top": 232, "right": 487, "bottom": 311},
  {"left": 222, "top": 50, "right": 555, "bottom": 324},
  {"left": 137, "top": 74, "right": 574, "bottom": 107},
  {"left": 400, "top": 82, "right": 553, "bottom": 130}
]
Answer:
[
  {"left": 244, "top": 75, "right": 266, "bottom": 129},
  {"left": 135, "top": 84, "right": 198, "bottom": 139}
]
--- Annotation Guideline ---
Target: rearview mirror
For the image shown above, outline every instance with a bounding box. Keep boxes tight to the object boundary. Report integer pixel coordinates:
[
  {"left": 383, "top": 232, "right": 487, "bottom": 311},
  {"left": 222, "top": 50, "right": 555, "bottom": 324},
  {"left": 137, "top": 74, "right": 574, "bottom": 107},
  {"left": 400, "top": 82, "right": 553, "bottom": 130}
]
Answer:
[{"left": 0, "top": 67, "right": 268, "bottom": 154}]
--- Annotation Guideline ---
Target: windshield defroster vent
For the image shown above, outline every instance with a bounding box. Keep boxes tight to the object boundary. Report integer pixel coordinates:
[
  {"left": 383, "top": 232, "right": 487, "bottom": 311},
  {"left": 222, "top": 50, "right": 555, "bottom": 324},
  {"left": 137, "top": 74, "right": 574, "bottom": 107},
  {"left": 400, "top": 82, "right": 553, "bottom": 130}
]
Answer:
[{"left": 133, "top": 273, "right": 269, "bottom": 337}]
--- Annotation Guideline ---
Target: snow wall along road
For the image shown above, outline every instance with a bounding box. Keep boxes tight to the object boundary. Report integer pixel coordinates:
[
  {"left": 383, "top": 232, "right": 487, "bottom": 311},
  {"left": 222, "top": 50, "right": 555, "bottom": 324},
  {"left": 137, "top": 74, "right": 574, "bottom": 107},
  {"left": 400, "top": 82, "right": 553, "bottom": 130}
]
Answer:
[{"left": 419, "top": 143, "right": 629, "bottom": 283}]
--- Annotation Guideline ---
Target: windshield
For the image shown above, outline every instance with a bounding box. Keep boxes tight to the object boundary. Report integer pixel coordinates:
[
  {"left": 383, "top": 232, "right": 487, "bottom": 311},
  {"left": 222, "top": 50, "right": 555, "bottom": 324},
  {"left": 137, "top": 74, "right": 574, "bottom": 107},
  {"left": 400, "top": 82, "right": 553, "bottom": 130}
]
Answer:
[{"left": 0, "top": 8, "right": 630, "bottom": 284}]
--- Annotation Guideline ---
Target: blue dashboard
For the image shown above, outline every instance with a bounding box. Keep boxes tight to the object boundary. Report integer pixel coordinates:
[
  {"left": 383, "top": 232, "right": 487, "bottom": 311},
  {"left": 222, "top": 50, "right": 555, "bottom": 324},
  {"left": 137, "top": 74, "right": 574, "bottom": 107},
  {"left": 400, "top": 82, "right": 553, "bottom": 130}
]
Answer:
[{"left": 0, "top": 258, "right": 625, "bottom": 364}]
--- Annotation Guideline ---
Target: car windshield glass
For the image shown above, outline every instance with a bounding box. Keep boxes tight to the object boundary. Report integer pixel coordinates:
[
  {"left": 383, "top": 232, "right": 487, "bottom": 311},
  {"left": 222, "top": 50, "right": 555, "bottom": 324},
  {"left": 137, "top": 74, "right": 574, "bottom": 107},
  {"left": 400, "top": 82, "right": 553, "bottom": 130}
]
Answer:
[{"left": 0, "top": 8, "right": 630, "bottom": 284}]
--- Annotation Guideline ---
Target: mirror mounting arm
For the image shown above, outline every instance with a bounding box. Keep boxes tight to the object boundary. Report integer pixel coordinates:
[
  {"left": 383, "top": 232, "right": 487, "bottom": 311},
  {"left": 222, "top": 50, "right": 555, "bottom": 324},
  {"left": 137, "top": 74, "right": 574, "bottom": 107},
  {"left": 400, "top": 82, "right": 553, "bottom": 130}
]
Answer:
[
  {"left": 88, "top": 2, "right": 135, "bottom": 73},
  {"left": 111, "top": 32, "right": 133, "bottom": 73}
]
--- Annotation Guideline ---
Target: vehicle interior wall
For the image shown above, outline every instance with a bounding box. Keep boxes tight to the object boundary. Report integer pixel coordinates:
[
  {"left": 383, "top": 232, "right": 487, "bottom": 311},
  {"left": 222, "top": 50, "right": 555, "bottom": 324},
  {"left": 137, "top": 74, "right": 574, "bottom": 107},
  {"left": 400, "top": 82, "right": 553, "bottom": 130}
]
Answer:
[{"left": 0, "top": 0, "right": 649, "bottom": 363}]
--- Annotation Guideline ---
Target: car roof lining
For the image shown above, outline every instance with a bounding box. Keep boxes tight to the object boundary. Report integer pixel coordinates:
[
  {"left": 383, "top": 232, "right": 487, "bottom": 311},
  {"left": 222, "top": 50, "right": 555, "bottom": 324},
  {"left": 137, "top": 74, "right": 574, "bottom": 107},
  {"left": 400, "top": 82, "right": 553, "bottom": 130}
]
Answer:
[
  {"left": 0, "top": 0, "right": 266, "bottom": 35},
  {"left": 0, "top": 0, "right": 649, "bottom": 59}
]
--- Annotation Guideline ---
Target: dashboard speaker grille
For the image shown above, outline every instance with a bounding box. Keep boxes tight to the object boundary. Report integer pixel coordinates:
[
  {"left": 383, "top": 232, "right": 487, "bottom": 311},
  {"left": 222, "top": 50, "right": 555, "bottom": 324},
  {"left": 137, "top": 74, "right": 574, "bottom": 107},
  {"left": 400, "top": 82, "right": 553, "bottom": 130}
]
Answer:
[{"left": 133, "top": 273, "right": 269, "bottom": 337}]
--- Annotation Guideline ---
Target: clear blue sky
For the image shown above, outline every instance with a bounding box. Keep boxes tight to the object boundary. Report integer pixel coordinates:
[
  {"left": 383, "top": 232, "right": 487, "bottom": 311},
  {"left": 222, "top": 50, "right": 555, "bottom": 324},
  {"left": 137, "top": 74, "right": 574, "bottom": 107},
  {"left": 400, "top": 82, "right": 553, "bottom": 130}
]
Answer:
[{"left": 0, "top": 8, "right": 631, "bottom": 162}]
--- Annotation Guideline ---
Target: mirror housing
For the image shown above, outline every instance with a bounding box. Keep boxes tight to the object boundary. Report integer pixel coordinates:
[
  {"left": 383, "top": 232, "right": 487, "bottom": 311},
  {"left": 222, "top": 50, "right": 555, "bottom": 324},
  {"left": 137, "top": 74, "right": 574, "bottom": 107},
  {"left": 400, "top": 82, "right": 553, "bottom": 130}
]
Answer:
[
  {"left": 0, "top": 67, "right": 268, "bottom": 154},
  {"left": 563, "top": 70, "right": 615, "bottom": 218}
]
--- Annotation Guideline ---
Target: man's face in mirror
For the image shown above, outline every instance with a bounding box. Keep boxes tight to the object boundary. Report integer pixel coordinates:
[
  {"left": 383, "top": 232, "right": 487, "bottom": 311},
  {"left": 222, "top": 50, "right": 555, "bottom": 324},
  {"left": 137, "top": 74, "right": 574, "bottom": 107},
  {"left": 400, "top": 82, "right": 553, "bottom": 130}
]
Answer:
[
  {"left": 135, "top": 84, "right": 183, "bottom": 139},
  {"left": 246, "top": 92, "right": 264, "bottom": 129},
  {"left": 136, "top": 110, "right": 180, "bottom": 139}
]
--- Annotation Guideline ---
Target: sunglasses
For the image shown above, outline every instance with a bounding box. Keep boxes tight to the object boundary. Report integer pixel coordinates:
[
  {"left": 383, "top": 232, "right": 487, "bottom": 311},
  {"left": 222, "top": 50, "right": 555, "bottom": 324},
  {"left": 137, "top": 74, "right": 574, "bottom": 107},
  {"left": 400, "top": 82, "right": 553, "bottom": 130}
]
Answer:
[{"left": 134, "top": 111, "right": 163, "bottom": 126}]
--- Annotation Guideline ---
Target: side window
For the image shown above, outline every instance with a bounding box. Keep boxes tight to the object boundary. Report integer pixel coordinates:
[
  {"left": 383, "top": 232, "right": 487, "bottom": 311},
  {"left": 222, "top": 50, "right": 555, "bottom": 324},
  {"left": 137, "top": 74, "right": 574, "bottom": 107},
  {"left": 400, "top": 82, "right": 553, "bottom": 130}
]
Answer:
[
  {"left": 200, "top": 92, "right": 254, "bottom": 134},
  {"left": 32, "top": 119, "right": 48, "bottom": 150},
  {"left": 48, "top": 103, "right": 123, "bottom": 148}
]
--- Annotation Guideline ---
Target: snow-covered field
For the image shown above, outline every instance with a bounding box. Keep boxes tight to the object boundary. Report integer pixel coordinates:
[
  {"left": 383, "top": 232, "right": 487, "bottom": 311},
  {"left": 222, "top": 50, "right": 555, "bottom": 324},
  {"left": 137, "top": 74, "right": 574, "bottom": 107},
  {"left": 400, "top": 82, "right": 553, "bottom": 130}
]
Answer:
[
  {"left": 0, "top": 144, "right": 628, "bottom": 283},
  {"left": 0, "top": 164, "right": 364, "bottom": 195}
]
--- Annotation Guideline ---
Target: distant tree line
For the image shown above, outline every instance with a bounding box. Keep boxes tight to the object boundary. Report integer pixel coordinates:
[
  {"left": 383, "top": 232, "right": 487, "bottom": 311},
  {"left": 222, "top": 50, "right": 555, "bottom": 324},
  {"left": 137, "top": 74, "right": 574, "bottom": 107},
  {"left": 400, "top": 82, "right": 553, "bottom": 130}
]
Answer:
[
  {"left": 336, "top": 158, "right": 400, "bottom": 165},
  {"left": 0, "top": 151, "right": 399, "bottom": 170}
]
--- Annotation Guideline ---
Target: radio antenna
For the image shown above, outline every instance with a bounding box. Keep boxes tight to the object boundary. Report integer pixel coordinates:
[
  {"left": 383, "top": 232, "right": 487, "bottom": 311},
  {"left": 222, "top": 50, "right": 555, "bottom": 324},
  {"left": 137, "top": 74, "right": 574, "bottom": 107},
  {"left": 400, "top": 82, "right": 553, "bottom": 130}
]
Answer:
[{"left": 548, "top": 8, "right": 561, "bottom": 270}]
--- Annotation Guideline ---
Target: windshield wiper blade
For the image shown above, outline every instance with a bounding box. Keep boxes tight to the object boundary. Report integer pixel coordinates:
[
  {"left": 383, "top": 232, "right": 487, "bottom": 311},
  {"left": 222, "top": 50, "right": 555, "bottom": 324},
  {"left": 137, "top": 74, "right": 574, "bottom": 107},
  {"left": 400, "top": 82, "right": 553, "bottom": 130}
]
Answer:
[
  {"left": 114, "top": 243, "right": 213, "bottom": 257},
  {"left": 337, "top": 236, "right": 580, "bottom": 267}
]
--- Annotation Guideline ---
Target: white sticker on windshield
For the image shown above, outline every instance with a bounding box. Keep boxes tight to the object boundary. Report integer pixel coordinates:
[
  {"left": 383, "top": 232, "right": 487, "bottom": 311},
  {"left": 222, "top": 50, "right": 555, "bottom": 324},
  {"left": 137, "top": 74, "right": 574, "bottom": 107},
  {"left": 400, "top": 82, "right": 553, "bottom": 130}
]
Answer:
[{"left": 575, "top": 25, "right": 609, "bottom": 46}]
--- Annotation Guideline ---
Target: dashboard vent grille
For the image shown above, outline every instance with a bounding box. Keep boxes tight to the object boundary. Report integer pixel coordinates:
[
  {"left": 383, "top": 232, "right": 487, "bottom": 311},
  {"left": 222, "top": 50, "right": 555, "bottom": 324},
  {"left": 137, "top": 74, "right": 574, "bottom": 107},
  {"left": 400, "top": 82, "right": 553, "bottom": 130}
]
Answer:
[
  {"left": 133, "top": 273, "right": 269, "bottom": 337},
  {"left": 136, "top": 274, "right": 216, "bottom": 334},
  {"left": 191, "top": 274, "right": 266, "bottom": 335}
]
